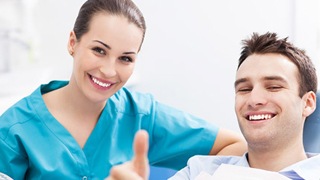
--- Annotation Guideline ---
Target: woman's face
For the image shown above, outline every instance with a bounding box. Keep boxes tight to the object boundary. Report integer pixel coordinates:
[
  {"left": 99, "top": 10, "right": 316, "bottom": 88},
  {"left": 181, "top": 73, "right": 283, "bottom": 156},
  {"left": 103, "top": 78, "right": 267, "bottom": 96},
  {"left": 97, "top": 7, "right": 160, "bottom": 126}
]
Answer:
[{"left": 68, "top": 13, "right": 143, "bottom": 103}]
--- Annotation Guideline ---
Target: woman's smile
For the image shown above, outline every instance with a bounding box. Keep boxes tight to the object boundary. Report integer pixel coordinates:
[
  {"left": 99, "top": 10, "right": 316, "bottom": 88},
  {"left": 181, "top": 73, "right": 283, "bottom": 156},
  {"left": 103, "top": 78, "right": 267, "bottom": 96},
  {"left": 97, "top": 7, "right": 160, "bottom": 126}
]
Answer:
[{"left": 89, "top": 74, "right": 115, "bottom": 90}]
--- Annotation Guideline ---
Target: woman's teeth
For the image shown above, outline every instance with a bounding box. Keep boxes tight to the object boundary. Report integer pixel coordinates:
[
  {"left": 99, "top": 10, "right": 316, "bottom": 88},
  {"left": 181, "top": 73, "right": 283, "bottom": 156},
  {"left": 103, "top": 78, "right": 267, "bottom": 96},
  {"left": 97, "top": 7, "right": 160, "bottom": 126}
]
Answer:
[{"left": 92, "top": 77, "right": 111, "bottom": 87}]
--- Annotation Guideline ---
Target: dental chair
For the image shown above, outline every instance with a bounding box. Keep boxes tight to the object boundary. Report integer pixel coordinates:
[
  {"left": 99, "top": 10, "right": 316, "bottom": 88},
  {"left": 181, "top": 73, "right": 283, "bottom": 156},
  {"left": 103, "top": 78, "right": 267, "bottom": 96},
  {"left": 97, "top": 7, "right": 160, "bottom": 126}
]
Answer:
[
  {"left": 303, "top": 91, "right": 320, "bottom": 153},
  {"left": 149, "top": 166, "right": 177, "bottom": 180}
]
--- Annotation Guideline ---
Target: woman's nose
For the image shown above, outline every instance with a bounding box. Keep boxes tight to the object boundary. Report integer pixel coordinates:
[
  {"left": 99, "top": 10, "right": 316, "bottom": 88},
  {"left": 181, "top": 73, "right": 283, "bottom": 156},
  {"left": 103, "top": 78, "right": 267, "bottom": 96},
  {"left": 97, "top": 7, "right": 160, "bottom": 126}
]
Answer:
[{"left": 99, "top": 58, "right": 117, "bottom": 77}]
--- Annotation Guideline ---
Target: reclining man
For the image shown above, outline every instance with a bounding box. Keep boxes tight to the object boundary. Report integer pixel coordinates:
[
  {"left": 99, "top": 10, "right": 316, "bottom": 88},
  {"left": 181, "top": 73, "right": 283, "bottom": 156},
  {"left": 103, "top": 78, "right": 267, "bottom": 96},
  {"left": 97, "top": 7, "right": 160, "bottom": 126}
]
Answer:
[{"left": 106, "top": 32, "right": 320, "bottom": 180}]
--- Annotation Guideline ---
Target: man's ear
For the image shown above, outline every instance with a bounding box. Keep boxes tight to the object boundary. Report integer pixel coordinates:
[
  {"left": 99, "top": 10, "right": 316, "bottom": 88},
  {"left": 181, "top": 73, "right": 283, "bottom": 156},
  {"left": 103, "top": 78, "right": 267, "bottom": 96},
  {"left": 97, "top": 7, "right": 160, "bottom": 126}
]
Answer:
[
  {"left": 67, "top": 31, "right": 77, "bottom": 55},
  {"left": 302, "top": 91, "right": 316, "bottom": 118}
]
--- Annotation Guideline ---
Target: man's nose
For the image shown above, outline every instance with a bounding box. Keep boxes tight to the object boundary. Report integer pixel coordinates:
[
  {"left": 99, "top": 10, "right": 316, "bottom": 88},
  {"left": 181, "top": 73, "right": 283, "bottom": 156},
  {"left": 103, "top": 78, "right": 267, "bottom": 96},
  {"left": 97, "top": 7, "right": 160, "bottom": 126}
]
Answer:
[{"left": 247, "top": 88, "right": 267, "bottom": 108}]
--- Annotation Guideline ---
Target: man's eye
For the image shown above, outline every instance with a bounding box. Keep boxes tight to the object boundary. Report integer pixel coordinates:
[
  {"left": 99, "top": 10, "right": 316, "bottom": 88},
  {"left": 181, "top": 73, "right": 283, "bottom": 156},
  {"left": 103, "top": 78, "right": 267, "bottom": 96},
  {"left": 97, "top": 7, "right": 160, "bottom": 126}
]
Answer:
[
  {"left": 119, "top": 56, "right": 133, "bottom": 63},
  {"left": 92, "top": 47, "right": 105, "bottom": 55},
  {"left": 236, "top": 87, "right": 252, "bottom": 93},
  {"left": 239, "top": 88, "right": 251, "bottom": 92},
  {"left": 268, "top": 86, "right": 282, "bottom": 90}
]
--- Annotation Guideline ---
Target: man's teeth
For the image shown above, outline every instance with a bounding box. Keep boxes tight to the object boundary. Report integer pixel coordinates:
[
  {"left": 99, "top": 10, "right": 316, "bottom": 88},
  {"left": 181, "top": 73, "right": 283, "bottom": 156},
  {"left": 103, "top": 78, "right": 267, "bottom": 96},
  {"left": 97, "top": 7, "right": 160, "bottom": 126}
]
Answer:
[
  {"left": 92, "top": 77, "right": 111, "bottom": 87},
  {"left": 249, "top": 114, "right": 272, "bottom": 121}
]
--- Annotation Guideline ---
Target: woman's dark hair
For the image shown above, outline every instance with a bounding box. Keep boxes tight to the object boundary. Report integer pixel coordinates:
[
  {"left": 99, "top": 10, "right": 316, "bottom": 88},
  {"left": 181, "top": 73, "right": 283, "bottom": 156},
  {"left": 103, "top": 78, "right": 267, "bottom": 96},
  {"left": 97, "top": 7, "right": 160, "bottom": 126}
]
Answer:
[
  {"left": 238, "top": 32, "right": 317, "bottom": 97},
  {"left": 73, "top": 0, "right": 146, "bottom": 51}
]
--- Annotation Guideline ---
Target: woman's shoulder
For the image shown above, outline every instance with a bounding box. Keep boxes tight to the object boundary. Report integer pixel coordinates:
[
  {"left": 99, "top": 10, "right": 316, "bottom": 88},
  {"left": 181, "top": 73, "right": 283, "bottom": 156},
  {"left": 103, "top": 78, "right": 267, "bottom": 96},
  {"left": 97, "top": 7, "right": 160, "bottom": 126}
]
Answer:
[
  {"left": 108, "top": 87, "right": 156, "bottom": 115},
  {"left": 114, "top": 87, "right": 154, "bottom": 102},
  {"left": 0, "top": 81, "right": 55, "bottom": 130},
  {"left": 0, "top": 93, "right": 39, "bottom": 145}
]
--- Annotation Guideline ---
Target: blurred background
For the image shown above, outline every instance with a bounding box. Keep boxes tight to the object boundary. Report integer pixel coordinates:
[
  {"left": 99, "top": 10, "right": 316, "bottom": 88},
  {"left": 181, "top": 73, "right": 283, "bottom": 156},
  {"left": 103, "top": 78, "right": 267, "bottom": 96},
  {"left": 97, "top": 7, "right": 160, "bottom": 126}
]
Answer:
[{"left": 0, "top": 0, "right": 320, "bottom": 133}]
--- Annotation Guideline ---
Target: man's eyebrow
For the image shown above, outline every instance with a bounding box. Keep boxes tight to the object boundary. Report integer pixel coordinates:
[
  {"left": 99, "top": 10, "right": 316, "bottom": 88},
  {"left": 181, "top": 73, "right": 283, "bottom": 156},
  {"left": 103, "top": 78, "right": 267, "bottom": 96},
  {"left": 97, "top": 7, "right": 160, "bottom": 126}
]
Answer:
[
  {"left": 93, "top": 40, "right": 111, "bottom": 50},
  {"left": 234, "top": 78, "right": 248, "bottom": 88},
  {"left": 93, "top": 40, "right": 137, "bottom": 55},
  {"left": 263, "top": 76, "right": 289, "bottom": 85},
  {"left": 263, "top": 75, "right": 287, "bottom": 82},
  {"left": 234, "top": 78, "right": 248, "bottom": 87}
]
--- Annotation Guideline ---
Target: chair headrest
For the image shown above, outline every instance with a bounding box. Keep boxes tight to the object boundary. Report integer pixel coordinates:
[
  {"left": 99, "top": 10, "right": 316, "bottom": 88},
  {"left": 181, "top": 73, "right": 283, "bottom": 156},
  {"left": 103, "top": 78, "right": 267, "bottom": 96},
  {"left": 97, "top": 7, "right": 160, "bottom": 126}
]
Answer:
[{"left": 303, "top": 91, "right": 320, "bottom": 153}]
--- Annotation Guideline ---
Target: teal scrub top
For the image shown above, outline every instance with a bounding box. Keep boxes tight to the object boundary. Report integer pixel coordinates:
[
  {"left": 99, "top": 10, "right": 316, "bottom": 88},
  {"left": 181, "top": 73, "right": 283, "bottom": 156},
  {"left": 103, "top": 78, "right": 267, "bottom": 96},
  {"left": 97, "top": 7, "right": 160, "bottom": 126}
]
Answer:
[{"left": 0, "top": 81, "right": 219, "bottom": 179}]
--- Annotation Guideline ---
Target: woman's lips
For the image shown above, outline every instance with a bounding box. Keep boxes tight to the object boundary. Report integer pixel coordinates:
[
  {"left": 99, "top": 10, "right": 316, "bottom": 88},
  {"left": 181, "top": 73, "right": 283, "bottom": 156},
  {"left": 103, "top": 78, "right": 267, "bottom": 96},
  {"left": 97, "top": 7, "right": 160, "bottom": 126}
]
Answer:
[{"left": 89, "top": 74, "right": 114, "bottom": 89}]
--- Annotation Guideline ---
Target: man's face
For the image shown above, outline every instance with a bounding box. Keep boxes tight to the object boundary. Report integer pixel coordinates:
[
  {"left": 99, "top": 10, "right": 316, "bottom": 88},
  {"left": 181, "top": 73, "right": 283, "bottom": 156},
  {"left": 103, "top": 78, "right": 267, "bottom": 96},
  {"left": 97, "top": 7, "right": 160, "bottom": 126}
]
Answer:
[{"left": 234, "top": 53, "right": 306, "bottom": 151}]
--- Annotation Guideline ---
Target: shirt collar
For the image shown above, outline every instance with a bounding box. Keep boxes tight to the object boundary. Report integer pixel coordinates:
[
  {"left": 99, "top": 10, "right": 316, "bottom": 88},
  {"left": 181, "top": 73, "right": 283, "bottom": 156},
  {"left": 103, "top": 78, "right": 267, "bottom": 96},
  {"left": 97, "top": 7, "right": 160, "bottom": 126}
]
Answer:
[
  {"left": 280, "top": 153, "right": 320, "bottom": 180},
  {"left": 237, "top": 152, "right": 320, "bottom": 179},
  {"left": 234, "top": 153, "right": 250, "bottom": 167}
]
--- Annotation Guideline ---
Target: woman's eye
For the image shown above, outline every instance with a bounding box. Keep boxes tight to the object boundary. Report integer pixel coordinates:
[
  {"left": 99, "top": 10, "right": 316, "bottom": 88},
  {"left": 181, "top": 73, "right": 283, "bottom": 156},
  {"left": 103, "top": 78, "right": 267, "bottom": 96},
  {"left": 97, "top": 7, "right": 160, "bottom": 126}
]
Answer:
[
  {"left": 119, "top": 56, "right": 133, "bottom": 63},
  {"left": 92, "top": 47, "right": 106, "bottom": 55}
]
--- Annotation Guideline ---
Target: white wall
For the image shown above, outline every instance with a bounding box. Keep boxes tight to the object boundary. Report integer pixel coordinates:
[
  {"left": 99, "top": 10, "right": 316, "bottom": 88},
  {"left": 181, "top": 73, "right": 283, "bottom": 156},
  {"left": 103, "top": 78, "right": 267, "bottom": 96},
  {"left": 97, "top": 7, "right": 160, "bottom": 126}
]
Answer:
[
  {"left": 1, "top": 0, "right": 320, "bottom": 133},
  {"left": 133, "top": 0, "right": 320, "bottom": 132}
]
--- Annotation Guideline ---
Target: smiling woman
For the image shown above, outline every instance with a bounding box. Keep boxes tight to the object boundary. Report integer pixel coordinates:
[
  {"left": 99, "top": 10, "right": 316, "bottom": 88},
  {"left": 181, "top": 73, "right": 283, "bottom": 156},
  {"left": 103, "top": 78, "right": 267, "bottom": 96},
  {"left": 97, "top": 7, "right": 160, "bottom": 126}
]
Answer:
[{"left": 0, "top": 0, "right": 246, "bottom": 179}]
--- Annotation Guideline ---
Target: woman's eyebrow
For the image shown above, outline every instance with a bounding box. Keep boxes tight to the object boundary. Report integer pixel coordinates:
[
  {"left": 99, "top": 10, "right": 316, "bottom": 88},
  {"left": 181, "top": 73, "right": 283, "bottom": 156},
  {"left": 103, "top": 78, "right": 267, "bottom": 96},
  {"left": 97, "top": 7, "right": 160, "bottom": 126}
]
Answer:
[
  {"left": 92, "top": 40, "right": 137, "bottom": 55},
  {"left": 93, "top": 40, "right": 111, "bottom": 50}
]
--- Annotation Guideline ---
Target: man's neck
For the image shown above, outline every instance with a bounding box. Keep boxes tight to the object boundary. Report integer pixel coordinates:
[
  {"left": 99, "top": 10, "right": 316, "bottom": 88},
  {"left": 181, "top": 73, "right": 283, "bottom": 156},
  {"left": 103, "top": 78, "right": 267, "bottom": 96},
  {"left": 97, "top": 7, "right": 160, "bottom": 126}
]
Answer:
[{"left": 247, "top": 142, "right": 307, "bottom": 171}]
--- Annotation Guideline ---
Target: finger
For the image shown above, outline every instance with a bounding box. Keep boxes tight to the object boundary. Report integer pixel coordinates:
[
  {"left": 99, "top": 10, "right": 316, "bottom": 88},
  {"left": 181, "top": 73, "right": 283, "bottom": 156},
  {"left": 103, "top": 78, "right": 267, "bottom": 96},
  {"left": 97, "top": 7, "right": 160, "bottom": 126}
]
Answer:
[
  {"left": 109, "top": 163, "right": 144, "bottom": 180},
  {"left": 104, "top": 176, "right": 113, "bottom": 180},
  {"left": 132, "top": 130, "right": 149, "bottom": 179},
  {"left": 134, "top": 130, "right": 149, "bottom": 160}
]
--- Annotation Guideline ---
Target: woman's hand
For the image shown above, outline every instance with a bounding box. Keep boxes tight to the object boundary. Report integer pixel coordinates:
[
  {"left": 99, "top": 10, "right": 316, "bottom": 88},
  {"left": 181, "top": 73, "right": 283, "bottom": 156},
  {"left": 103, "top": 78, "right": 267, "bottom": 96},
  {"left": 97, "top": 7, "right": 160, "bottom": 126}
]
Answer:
[{"left": 105, "top": 130, "right": 150, "bottom": 180}]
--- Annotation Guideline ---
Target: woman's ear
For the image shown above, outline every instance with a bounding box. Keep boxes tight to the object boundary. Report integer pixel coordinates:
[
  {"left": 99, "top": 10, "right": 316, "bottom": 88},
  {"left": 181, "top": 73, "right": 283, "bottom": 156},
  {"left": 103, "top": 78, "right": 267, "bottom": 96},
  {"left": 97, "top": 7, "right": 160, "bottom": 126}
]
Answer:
[
  {"left": 67, "top": 31, "right": 77, "bottom": 56},
  {"left": 302, "top": 91, "right": 317, "bottom": 118}
]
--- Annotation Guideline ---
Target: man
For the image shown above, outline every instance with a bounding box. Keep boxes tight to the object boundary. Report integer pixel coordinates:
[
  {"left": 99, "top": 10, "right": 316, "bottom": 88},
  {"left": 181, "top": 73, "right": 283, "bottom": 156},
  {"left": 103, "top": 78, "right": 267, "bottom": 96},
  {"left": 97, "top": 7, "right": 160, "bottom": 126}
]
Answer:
[{"left": 106, "top": 32, "right": 320, "bottom": 180}]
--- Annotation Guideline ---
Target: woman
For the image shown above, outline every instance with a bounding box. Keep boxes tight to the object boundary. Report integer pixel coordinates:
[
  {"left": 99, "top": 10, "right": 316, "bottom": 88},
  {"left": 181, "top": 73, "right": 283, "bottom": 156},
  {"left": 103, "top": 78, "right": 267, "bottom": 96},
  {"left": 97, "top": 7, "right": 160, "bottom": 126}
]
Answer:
[{"left": 0, "top": 0, "right": 245, "bottom": 179}]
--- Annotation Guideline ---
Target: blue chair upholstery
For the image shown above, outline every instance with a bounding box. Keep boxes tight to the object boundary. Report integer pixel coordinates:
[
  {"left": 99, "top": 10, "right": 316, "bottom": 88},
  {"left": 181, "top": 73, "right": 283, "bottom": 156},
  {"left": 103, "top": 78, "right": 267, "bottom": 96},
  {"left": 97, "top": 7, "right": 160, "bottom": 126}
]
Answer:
[
  {"left": 303, "top": 91, "right": 320, "bottom": 153},
  {"left": 149, "top": 166, "right": 177, "bottom": 180}
]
